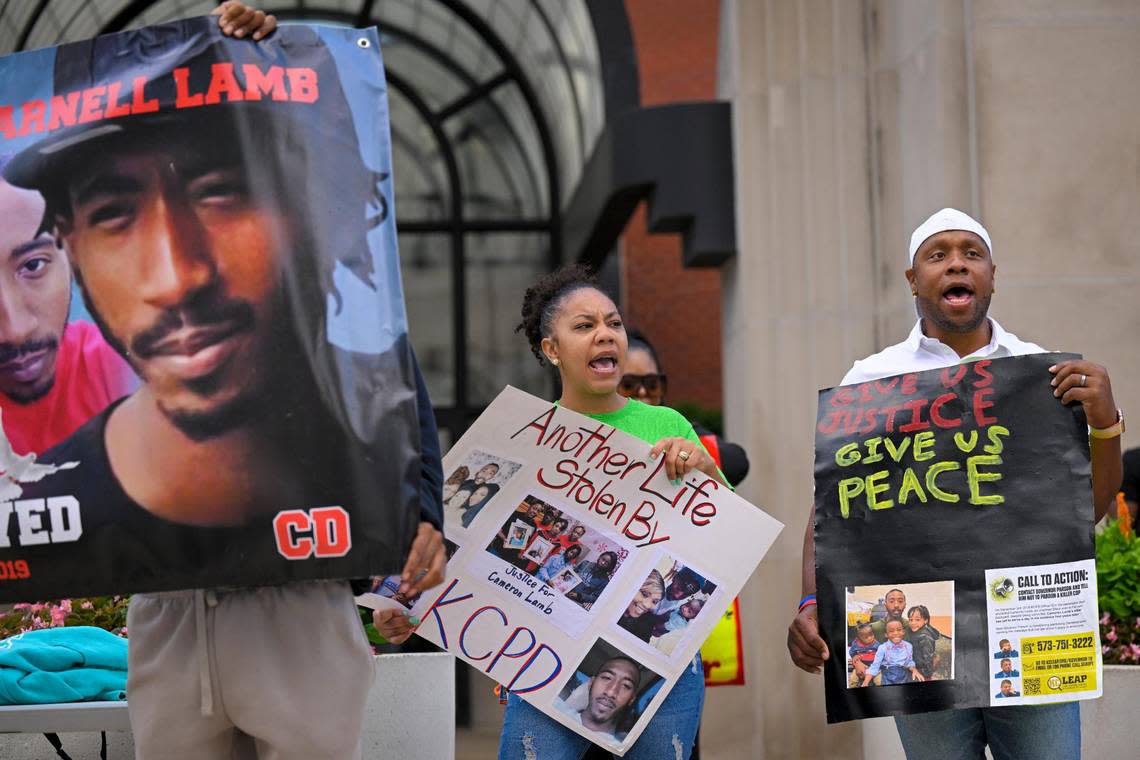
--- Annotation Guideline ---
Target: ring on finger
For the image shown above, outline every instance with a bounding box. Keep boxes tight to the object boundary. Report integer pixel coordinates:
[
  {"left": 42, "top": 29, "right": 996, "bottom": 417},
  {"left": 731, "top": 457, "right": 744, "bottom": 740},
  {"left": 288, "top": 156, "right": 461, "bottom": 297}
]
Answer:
[
  {"left": 1080, "top": 374, "right": 1087, "bottom": 387},
  {"left": 678, "top": 450, "right": 690, "bottom": 462}
]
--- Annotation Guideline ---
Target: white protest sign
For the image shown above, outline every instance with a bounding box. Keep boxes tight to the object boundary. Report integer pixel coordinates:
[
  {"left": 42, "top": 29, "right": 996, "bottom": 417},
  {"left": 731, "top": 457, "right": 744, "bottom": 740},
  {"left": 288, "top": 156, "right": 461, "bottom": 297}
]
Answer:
[{"left": 406, "top": 386, "right": 782, "bottom": 754}]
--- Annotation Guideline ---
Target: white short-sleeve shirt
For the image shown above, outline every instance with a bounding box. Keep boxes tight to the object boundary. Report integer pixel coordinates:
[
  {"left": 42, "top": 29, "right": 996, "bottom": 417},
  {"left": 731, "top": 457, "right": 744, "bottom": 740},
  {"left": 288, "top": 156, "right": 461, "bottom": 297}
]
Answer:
[{"left": 841, "top": 318, "right": 1045, "bottom": 386}]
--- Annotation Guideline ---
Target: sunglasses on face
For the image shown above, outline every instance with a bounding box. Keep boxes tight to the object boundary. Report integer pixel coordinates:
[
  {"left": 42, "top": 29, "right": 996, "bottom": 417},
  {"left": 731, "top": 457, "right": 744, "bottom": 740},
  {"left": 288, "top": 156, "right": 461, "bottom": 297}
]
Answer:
[{"left": 618, "top": 373, "right": 667, "bottom": 396}]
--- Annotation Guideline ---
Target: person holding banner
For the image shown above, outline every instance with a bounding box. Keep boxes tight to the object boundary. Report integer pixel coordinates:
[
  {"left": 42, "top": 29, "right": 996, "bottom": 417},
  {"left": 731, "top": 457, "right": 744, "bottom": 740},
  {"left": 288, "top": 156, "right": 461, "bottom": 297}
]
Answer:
[
  {"left": 377, "top": 263, "right": 725, "bottom": 759},
  {"left": 788, "top": 208, "right": 1123, "bottom": 759},
  {"left": 4, "top": 5, "right": 450, "bottom": 758}
]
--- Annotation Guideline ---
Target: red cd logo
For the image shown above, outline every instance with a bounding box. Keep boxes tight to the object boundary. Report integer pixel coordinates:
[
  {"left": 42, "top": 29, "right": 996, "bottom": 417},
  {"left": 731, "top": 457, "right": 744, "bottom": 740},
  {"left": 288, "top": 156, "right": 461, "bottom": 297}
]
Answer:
[{"left": 273, "top": 506, "right": 352, "bottom": 559}]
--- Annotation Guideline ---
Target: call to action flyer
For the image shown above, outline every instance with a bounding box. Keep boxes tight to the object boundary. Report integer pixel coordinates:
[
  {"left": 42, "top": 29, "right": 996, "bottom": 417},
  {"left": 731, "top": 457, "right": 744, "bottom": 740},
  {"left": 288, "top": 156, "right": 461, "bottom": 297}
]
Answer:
[{"left": 985, "top": 559, "right": 1101, "bottom": 705}]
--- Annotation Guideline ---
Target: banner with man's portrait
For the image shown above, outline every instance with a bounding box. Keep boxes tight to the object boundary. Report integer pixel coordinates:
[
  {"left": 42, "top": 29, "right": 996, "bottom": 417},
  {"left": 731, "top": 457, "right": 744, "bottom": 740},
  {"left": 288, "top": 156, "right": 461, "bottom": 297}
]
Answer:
[
  {"left": 382, "top": 386, "right": 782, "bottom": 755},
  {"left": 0, "top": 18, "right": 421, "bottom": 601},
  {"left": 814, "top": 354, "right": 1102, "bottom": 723}
]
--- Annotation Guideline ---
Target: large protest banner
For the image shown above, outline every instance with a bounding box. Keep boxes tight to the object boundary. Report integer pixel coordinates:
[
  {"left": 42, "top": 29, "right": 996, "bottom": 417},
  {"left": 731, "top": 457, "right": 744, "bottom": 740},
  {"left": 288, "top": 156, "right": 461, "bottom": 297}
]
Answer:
[
  {"left": 384, "top": 386, "right": 781, "bottom": 754},
  {"left": 814, "top": 353, "right": 1102, "bottom": 723},
  {"left": 0, "top": 18, "right": 421, "bottom": 601}
]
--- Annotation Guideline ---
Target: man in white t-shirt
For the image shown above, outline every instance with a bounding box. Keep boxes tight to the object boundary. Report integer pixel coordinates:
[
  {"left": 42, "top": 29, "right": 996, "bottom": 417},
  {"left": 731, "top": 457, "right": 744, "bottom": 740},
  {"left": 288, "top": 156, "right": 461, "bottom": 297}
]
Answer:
[{"left": 787, "top": 208, "right": 1123, "bottom": 759}]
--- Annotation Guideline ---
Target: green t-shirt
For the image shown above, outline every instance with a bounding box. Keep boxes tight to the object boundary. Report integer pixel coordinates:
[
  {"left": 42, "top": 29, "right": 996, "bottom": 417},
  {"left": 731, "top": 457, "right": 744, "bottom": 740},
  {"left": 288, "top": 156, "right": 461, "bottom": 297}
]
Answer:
[
  {"left": 574, "top": 398, "right": 703, "bottom": 448},
  {"left": 556, "top": 399, "right": 728, "bottom": 484}
]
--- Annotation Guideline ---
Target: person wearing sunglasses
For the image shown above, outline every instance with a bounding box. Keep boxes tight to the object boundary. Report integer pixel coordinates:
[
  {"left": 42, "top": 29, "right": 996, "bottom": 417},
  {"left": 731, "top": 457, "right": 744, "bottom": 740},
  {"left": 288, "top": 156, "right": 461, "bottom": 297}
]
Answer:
[{"left": 620, "top": 330, "right": 750, "bottom": 488}]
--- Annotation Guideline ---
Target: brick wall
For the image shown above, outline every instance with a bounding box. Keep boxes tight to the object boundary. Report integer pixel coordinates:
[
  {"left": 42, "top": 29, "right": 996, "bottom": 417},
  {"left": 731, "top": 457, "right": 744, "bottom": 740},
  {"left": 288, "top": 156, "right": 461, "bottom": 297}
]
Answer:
[{"left": 620, "top": 0, "right": 724, "bottom": 411}]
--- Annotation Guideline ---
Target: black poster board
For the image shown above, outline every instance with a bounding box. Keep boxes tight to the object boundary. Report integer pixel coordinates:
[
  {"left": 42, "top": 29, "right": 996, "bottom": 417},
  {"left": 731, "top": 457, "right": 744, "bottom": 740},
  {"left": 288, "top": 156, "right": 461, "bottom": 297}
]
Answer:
[{"left": 814, "top": 353, "right": 1094, "bottom": 722}]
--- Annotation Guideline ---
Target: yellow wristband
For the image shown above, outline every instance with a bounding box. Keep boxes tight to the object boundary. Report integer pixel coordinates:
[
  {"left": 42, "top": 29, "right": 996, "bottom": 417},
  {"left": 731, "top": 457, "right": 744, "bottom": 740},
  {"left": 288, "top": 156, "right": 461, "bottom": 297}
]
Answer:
[{"left": 1090, "top": 409, "right": 1125, "bottom": 439}]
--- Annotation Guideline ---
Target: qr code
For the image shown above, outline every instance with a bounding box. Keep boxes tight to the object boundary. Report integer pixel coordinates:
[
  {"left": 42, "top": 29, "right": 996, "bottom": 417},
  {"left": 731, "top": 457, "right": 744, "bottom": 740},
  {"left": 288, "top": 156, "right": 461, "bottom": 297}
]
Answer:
[{"left": 1024, "top": 678, "right": 1041, "bottom": 695}]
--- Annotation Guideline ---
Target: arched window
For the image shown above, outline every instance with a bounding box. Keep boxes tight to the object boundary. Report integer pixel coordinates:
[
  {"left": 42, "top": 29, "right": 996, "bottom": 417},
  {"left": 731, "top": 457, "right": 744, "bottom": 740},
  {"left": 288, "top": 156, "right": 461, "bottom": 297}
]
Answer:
[{"left": 2, "top": 0, "right": 613, "bottom": 446}]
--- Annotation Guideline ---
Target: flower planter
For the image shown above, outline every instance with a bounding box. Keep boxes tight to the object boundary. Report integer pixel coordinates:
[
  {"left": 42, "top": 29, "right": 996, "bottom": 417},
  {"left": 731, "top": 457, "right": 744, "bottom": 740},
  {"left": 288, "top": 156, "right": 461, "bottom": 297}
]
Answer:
[{"left": 1079, "top": 664, "right": 1140, "bottom": 757}]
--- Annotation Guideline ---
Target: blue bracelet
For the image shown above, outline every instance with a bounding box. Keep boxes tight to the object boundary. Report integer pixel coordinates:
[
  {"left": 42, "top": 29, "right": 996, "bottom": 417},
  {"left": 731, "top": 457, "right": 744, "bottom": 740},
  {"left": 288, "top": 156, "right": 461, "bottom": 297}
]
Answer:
[{"left": 798, "top": 594, "right": 817, "bottom": 611}]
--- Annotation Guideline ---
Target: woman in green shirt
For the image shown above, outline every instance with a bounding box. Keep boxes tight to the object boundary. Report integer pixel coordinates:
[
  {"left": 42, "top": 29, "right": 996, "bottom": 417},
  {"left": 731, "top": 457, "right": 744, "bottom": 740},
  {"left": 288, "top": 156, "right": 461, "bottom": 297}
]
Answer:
[
  {"left": 498, "top": 264, "right": 724, "bottom": 760},
  {"left": 377, "top": 264, "right": 722, "bottom": 759}
]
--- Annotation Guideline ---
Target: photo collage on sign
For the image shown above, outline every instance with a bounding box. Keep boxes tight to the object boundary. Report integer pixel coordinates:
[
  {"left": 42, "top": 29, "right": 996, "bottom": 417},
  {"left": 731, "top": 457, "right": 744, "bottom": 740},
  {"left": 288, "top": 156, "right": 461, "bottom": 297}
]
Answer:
[
  {"left": 615, "top": 555, "right": 719, "bottom": 656},
  {"left": 442, "top": 450, "right": 523, "bottom": 537},
  {"left": 552, "top": 638, "right": 664, "bottom": 747},
  {"left": 844, "top": 581, "right": 955, "bottom": 689},
  {"left": 486, "top": 494, "right": 630, "bottom": 611}
]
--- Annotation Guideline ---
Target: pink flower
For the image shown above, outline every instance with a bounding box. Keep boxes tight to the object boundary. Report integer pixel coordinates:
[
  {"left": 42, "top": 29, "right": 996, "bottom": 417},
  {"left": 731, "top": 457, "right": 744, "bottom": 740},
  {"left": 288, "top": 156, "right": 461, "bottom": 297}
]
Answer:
[
  {"left": 80, "top": 601, "right": 93, "bottom": 611},
  {"left": 49, "top": 606, "right": 68, "bottom": 627},
  {"left": 1102, "top": 612, "right": 1112, "bottom": 625},
  {"left": 1107, "top": 629, "right": 1118, "bottom": 642},
  {"left": 1103, "top": 645, "right": 1112, "bottom": 654}
]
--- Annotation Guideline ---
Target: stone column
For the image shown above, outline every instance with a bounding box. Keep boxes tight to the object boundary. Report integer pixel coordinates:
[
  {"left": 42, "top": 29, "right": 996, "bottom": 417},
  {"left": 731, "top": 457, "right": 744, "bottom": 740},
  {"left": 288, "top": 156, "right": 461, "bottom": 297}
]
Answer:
[{"left": 713, "top": 1, "right": 1140, "bottom": 757}]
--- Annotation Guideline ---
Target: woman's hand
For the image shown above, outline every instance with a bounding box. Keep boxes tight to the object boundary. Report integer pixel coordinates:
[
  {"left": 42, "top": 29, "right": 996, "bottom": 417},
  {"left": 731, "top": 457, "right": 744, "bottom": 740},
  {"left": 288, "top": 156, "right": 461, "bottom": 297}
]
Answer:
[
  {"left": 373, "top": 607, "right": 418, "bottom": 645},
  {"left": 398, "top": 521, "right": 447, "bottom": 596},
  {"left": 211, "top": 2, "right": 277, "bottom": 40},
  {"left": 649, "top": 437, "right": 723, "bottom": 484}
]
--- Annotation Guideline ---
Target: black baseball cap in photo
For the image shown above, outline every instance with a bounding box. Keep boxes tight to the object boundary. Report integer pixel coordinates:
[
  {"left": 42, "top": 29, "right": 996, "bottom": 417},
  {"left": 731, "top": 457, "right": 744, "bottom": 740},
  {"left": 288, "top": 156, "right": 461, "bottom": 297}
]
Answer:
[{"left": 3, "top": 16, "right": 336, "bottom": 191}]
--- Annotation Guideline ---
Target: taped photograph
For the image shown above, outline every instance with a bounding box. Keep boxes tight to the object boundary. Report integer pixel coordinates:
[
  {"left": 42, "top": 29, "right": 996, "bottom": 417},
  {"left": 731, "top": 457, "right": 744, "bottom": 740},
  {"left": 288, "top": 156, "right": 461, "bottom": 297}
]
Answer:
[
  {"left": 552, "top": 639, "right": 664, "bottom": 747},
  {"left": 486, "top": 496, "right": 630, "bottom": 610},
  {"left": 845, "top": 581, "right": 955, "bottom": 688},
  {"left": 617, "top": 557, "right": 718, "bottom": 655},
  {"left": 442, "top": 450, "right": 523, "bottom": 533}
]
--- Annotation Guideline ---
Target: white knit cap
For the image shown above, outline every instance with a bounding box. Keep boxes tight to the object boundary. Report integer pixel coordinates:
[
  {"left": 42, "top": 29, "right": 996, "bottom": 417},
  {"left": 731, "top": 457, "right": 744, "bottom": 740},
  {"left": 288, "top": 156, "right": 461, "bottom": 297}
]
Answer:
[{"left": 908, "top": 208, "right": 992, "bottom": 265}]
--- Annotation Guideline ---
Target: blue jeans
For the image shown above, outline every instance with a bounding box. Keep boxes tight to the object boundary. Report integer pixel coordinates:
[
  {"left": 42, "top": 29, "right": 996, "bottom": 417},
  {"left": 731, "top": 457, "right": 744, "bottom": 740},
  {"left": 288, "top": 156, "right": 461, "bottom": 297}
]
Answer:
[
  {"left": 895, "top": 702, "right": 1081, "bottom": 760},
  {"left": 498, "top": 655, "right": 705, "bottom": 760}
]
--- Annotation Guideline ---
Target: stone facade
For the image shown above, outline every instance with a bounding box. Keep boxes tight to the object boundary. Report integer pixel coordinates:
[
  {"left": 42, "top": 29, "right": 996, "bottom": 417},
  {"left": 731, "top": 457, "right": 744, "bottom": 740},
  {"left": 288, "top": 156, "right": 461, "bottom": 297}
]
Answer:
[{"left": 711, "top": 1, "right": 1140, "bottom": 757}]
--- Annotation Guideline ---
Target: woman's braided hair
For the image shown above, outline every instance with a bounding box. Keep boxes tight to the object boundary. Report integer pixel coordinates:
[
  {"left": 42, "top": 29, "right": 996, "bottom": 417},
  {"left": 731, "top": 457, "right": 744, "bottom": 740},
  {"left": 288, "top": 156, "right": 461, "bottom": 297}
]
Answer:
[{"left": 516, "top": 263, "right": 601, "bottom": 366}]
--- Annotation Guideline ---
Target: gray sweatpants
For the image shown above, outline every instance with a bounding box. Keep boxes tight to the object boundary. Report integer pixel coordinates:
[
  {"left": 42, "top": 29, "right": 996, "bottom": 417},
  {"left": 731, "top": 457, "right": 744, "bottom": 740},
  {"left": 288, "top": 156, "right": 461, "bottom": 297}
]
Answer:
[{"left": 126, "top": 581, "right": 375, "bottom": 760}]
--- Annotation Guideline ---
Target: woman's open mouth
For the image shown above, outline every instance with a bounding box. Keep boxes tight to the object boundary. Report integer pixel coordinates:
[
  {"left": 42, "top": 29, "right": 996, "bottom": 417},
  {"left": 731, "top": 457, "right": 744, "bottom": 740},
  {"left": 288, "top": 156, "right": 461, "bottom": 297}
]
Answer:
[{"left": 588, "top": 355, "right": 618, "bottom": 376}]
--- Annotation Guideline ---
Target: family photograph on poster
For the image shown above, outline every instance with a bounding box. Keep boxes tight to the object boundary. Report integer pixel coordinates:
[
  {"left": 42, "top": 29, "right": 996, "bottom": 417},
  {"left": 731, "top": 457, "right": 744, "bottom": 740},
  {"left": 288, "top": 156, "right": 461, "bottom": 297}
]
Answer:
[
  {"left": 552, "top": 639, "right": 664, "bottom": 745},
  {"left": 485, "top": 494, "right": 633, "bottom": 610},
  {"left": 442, "top": 450, "right": 523, "bottom": 532},
  {"left": 485, "top": 495, "right": 631, "bottom": 610},
  {"left": 617, "top": 557, "right": 718, "bottom": 656},
  {"left": 844, "top": 582, "right": 954, "bottom": 688}
]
